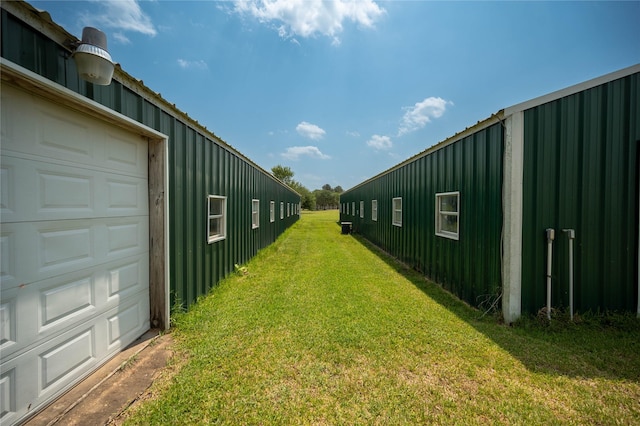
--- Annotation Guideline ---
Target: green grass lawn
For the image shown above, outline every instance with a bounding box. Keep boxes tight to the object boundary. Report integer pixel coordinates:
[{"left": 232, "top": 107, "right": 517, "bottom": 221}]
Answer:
[{"left": 124, "top": 210, "right": 640, "bottom": 425}]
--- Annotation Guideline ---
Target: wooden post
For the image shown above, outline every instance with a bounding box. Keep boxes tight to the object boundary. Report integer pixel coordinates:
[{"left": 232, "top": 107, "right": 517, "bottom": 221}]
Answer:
[{"left": 148, "top": 137, "right": 168, "bottom": 329}]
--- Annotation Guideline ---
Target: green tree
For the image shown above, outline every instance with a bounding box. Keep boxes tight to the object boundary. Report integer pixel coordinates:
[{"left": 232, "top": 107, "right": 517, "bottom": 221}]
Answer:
[
  {"left": 271, "top": 165, "right": 294, "bottom": 185},
  {"left": 314, "top": 189, "right": 339, "bottom": 210},
  {"left": 322, "top": 184, "right": 332, "bottom": 191},
  {"left": 271, "top": 165, "right": 315, "bottom": 210},
  {"left": 333, "top": 186, "right": 344, "bottom": 193},
  {"left": 290, "top": 180, "right": 316, "bottom": 210}
]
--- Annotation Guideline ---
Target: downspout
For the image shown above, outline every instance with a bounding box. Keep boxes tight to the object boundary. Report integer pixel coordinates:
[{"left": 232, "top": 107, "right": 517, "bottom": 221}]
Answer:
[{"left": 545, "top": 228, "right": 555, "bottom": 320}]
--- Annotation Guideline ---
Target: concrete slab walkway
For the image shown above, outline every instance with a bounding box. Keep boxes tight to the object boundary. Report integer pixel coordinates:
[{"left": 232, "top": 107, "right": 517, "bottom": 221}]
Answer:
[{"left": 24, "top": 330, "right": 172, "bottom": 425}]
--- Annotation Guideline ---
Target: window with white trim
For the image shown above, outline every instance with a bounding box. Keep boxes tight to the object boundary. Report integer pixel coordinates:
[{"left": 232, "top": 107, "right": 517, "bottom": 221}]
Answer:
[
  {"left": 270, "top": 201, "right": 275, "bottom": 223},
  {"left": 252, "top": 199, "right": 260, "bottom": 229},
  {"left": 346, "top": 203, "right": 350, "bottom": 215},
  {"left": 372, "top": 200, "right": 378, "bottom": 221},
  {"left": 352, "top": 202, "right": 355, "bottom": 216},
  {"left": 435, "top": 192, "right": 460, "bottom": 240},
  {"left": 360, "top": 201, "right": 364, "bottom": 218},
  {"left": 287, "top": 202, "right": 290, "bottom": 217},
  {"left": 280, "top": 202, "right": 284, "bottom": 219},
  {"left": 207, "top": 195, "right": 227, "bottom": 243},
  {"left": 392, "top": 197, "right": 402, "bottom": 227}
]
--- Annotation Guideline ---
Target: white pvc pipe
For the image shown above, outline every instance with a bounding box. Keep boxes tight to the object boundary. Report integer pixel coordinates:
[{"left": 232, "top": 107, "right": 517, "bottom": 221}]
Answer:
[
  {"left": 546, "top": 229, "right": 555, "bottom": 320},
  {"left": 563, "top": 229, "right": 575, "bottom": 321}
]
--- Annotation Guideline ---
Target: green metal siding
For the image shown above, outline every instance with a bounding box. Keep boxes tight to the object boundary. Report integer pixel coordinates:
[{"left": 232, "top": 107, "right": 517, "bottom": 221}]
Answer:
[
  {"left": 521, "top": 72, "right": 640, "bottom": 314},
  {"left": 2, "top": 8, "right": 300, "bottom": 310},
  {"left": 342, "top": 123, "right": 504, "bottom": 309}
]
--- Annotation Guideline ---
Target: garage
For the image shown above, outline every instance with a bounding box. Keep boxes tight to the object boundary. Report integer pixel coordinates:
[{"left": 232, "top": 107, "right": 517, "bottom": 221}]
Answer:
[{"left": 1, "top": 79, "right": 156, "bottom": 423}]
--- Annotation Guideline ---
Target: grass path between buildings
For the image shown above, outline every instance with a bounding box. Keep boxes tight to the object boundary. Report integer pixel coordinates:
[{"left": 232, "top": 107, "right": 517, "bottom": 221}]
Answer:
[{"left": 124, "top": 211, "right": 640, "bottom": 425}]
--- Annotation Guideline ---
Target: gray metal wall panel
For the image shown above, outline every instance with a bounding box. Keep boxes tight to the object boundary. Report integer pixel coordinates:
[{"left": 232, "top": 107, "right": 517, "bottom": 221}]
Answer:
[
  {"left": 342, "top": 124, "right": 504, "bottom": 309},
  {"left": 521, "top": 72, "right": 640, "bottom": 314}
]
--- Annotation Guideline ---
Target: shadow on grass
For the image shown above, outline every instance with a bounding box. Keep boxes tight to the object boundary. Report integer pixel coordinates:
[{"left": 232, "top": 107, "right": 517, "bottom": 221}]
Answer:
[{"left": 349, "top": 232, "right": 640, "bottom": 383}]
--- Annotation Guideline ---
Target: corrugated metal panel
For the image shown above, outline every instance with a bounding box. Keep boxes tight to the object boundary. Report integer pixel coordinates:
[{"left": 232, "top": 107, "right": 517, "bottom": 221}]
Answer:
[
  {"left": 1, "top": 7, "right": 300, "bottom": 311},
  {"left": 342, "top": 123, "right": 504, "bottom": 309},
  {"left": 165, "top": 120, "right": 300, "bottom": 309},
  {"left": 521, "top": 72, "right": 640, "bottom": 314}
]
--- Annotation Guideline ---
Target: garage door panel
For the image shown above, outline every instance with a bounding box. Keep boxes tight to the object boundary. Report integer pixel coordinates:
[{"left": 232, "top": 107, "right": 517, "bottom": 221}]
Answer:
[
  {"left": 0, "top": 155, "right": 148, "bottom": 223},
  {"left": 107, "top": 295, "right": 149, "bottom": 349},
  {"left": 38, "top": 109, "right": 95, "bottom": 164},
  {"left": 0, "top": 163, "right": 15, "bottom": 217},
  {"left": 1, "top": 254, "right": 149, "bottom": 360},
  {"left": 0, "top": 272, "right": 96, "bottom": 360},
  {"left": 107, "top": 256, "right": 149, "bottom": 300},
  {"left": 1, "top": 82, "right": 151, "bottom": 425},
  {"left": 1, "top": 295, "right": 150, "bottom": 423},
  {"left": 0, "top": 231, "right": 16, "bottom": 288},
  {"left": 105, "top": 217, "right": 148, "bottom": 258},
  {"left": 40, "top": 276, "right": 95, "bottom": 332},
  {"left": 1, "top": 86, "right": 148, "bottom": 179},
  {"left": 1, "top": 365, "right": 17, "bottom": 424},
  {"left": 0, "top": 297, "right": 17, "bottom": 352},
  {"left": 1, "top": 218, "right": 148, "bottom": 291},
  {"left": 39, "top": 226, "right": 93, "bottom": 272},
  {"left": 105, "top": 133, "right": 147, "bottom": 176},
  {"left": 41, "top": 328, "right": 96, "bottom": 391},
  {"left": 106, "top": 177, "right": 148, "bottom": 214}
]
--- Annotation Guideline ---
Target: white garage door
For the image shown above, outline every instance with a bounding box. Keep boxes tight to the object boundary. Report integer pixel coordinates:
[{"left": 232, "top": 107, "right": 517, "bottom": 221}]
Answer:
[{"left": 0, "top": 84, "right": 150, "bottom": 424}]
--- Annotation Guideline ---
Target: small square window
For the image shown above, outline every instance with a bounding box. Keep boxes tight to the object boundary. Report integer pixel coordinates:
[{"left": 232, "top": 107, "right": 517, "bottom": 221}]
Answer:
[
  {"left": 360, "top": 201, "right": 364, "bottom": 218},
  {"left": 436, "top": 192, "right": 460, "bottom": 240},
  {"left": 372, "top": 200, "right": 378, "bottom": 221},
  {"left": 392, "top": 197, "right": 402, "bottom": 227},
  {"left": 280, "top": 202, "right": 284, "bottom": 219},
  {"left": 252, "top": 199, "right": 260, "bottom": 229},
  {"left": 270, "top": 201, "right": 275, "bottom": 223},
  {"left": 208, "top": 195, "right": 227, "bottom": 243}
]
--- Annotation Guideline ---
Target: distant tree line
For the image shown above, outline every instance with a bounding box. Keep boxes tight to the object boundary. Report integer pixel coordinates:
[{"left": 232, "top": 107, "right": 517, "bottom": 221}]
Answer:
[{"left": 271, "top": 165, "right": 343, "bottom": 211}]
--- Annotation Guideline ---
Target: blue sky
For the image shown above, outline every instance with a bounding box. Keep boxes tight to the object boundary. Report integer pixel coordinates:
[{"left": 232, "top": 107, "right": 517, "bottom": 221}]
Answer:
[{"left": 32, "top": 0, "right": 639, "bottom": 190}]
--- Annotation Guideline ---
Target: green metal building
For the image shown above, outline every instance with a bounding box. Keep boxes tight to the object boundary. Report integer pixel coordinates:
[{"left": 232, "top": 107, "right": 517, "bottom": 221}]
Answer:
[
  {"left": 341, "top": 64, "right": 640, "bottom": 324},
  {"left": 0, "top": 2, "right": 299, "bottom": 423}
]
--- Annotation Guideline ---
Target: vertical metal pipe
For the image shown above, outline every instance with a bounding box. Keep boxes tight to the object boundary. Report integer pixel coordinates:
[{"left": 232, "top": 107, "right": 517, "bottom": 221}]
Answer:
[
  {"left": 546, "top": 229, "right": 555, "bottom": 320},
  {"left": 563, "top": 229, "right": 576, "bottom": 321}
]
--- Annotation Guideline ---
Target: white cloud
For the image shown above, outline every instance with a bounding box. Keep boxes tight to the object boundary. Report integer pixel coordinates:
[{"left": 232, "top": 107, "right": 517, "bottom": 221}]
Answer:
[
  {"left": 281, "top": 146, "right": 331, "bottom": 160},
  {"left": 83, "top": 0, "right": 157, "bottom": 37},
  {"left": 177, "top": 59, "right": 208, "bottom": 70},
  {"left": 398, "top": 97, "right": 452, "bottom": 136},
  {"left": 366, "top": 134, "right": 392, "bottom": 150},
  {"left": 112, "top": 32, "right": 131, "bottom": 44},
  {"left": 296, "top": 121, "right": 326, "bottom": 140},
  {"left": 232, "top": 0, "right": 385, "bottom": 43},
  {"left": 346, "top": 130, "right": 360, "bottom": 137}
]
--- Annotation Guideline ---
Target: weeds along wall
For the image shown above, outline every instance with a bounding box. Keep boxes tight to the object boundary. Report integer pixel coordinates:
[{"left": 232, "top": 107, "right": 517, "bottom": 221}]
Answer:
[
  {"left": 341, "top": 123, "right": 504, "bottom": 310},
  {"left": 1, "top": 6, "right": 300, "bottom": 312}
]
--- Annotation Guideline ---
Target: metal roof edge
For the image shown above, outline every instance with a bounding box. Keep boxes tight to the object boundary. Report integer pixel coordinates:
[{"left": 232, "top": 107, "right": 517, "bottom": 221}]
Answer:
[
  {"left": 1, "top": 58, "right": 167, "bottom": 141},
  {"left": 504, "top": 63, "right": 640, "bottom": 115},
  {"left": 343, "top": 113, "right": 503, "bottom": 194},
  {"left": 2, "top": 0, "right": 298, "bottom": 197}
]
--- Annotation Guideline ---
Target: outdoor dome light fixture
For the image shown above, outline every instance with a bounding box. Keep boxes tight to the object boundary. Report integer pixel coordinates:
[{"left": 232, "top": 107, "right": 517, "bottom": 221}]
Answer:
[{"left": 72, "top": 27, "right": 114, "bottom": 85}]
